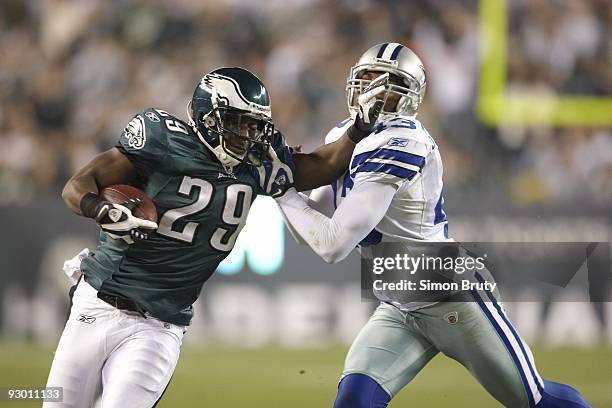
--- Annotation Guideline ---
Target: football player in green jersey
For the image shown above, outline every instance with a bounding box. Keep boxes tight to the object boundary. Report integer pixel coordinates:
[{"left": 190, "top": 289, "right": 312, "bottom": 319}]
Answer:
[{"left": 44, "top": 67, "right": 387, "bottom": 408}]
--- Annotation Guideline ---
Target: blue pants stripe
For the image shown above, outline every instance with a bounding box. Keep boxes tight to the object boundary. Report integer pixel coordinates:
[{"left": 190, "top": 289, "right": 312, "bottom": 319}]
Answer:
[{"left": 471, "top": 289, "right": 538, "bottom": 407}]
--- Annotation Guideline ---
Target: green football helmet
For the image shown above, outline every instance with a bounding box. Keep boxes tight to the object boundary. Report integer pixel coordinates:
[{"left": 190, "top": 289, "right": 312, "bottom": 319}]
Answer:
[{"left": 188, "top": 67, "right": 274, "bottom": 167}]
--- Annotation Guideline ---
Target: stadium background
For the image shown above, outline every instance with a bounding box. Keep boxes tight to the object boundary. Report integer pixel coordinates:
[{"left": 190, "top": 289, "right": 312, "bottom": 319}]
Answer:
[{"left": 0, "top": 0, "right": 610, "bottom": 406}]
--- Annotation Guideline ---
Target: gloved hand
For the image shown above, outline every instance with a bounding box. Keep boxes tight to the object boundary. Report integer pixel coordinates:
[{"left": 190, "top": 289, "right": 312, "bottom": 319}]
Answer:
[
  {"left": 81, "top": 193, "right": 157, "bottom": 244},
  {"left": 347, "top": 73, "right": 389, "bottom": 143},
  {"left": 250, "top": 145, "right": 296, "bottom": 199},
  {"left": 93, "top": 198, "right": 158, "bottom": 244}
]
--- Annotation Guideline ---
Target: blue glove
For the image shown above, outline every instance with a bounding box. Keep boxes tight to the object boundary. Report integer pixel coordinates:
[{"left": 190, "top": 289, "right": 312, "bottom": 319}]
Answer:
[{"left": 250, "top": 145, "right": 296, "bottom": 198}]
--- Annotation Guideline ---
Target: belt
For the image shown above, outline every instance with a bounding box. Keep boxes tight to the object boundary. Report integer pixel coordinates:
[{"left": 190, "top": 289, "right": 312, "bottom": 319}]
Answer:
[{"left": 97, "top": 292, "right": 147, "bottom": 317}]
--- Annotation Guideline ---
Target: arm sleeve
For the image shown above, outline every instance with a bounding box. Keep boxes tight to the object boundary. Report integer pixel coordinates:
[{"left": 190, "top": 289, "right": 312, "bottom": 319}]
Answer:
[
  {"left": 308, "top": 185, "right": 335, "bottom": 217},
  {"left": 282, "top": 185, "right": 335, "bottom": 245},
  {"left": 283, "top": 122, "right": 345, "bottom": 243},
  {"left": 277, "top": 179, "right": 397, "bottom": 263}
]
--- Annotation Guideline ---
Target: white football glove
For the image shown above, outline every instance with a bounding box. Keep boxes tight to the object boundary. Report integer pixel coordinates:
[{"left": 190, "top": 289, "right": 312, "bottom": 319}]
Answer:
[
  {"left": 251, "top": 145, "right": 296, "bottom": 199},
  {"left": 347, "top": 73, "right": 389, "bottom": 143},
  {"left": 95, "top": 198, "right": 158, "bottom": 244}
]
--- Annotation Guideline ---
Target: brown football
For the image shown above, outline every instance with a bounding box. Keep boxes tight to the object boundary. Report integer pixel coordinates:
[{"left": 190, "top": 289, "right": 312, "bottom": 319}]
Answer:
[{"left": 100, "top": 184, "right": 158, "bottom": 222}]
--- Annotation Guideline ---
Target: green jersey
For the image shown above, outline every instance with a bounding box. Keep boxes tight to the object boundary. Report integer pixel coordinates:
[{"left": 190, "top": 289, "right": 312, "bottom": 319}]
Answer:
[{"left": 81, "top": 108, "right": 287, "bottom": 325}]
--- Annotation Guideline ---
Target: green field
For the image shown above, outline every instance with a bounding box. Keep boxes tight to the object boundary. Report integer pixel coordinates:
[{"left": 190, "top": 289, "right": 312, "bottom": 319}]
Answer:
[{"left": 0, "top": 343, "right": 610, "bottom": 407}]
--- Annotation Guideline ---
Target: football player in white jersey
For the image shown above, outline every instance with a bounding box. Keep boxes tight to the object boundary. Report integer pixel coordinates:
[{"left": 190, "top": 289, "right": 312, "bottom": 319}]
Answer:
[{"left": 255, "top": 43, "right": 591, "bottom": 408}]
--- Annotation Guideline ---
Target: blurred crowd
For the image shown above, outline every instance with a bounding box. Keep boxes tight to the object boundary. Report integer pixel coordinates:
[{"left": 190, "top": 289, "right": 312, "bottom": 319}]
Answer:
[{"left": 0, "top": 0, "right": 610, "bottom": 211}]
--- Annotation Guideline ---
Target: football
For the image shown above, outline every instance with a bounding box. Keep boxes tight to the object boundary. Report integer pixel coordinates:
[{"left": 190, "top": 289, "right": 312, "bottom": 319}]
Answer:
[{"left": 100, "top": 184, "right": 158, "bottom": 222}]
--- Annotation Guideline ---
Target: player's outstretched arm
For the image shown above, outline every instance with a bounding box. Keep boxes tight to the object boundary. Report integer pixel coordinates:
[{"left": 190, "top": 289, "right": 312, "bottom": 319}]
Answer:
[
  {"left": 292, "top": 74, "right": 389, "bottom": 191},
  {"left": 293, "top": 136, "right": 358, "bottom": 191},
  {"left": 277, "top": 180, "right": 396, "bottom": 263},
  {"left": 62, "top": 147, "right": 136, "bottom": 215},
  {"left": 250, "top": 144, "right": 395, "bottom": 261}
]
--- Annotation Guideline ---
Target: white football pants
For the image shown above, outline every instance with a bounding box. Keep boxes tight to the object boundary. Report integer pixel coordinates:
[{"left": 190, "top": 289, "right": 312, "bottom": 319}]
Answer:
[{"left": 44, "top": 280, "right": 185, "bottom": 408}]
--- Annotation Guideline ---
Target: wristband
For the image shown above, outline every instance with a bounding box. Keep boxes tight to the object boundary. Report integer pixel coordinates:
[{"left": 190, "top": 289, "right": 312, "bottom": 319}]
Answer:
[
  {"left": 80, "top": 192, "right": 106, "bottom": 219},
  {"left": 347, "top": 124, "right": 369, "bottom": 143}
]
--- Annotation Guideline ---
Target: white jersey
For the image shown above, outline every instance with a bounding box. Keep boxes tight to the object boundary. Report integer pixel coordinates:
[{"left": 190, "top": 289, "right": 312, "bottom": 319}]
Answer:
[
  {"left": 277, "top": 115, "right": 451, "bottom": 312},
  {"left": 324, "top": 116, "right": 449, "bottom": 245}
]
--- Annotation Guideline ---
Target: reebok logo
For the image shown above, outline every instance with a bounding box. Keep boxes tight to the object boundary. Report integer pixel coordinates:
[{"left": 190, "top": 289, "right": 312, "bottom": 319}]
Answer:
[
  {"left": 145, "top": 111, "right": 160, "bottom": 122},
  {"left": 77, "top": 314, "right": 96, "bottom": 324},
  {"left": 388, "top": 137, "right": 409, "bottom": 147}
]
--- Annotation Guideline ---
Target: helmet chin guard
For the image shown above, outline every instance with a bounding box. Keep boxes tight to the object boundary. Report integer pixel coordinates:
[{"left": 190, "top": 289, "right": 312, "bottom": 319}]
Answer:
[{"left": 186, "top": 104, "right": 239, "bottom": 167}]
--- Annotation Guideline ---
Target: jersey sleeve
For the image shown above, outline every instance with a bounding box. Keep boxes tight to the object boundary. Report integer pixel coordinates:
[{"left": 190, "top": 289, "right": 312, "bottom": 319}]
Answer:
[
  {"left": 277, "top": 179, "right": 397, "bottom": 263},
  {"left": 349, "top": 127, "right": 429, "bottom": 188},
  {"left": 116, "top": 108, "right": 169, "bottom": 176},
  {"left": 269, "top": 128, "right": 289, "bottom": 162}
]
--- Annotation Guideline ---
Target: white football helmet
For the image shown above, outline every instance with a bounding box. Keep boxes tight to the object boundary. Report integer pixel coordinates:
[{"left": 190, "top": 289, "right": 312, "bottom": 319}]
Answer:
[{"left": 347, "top": 42, "right": 426, "bottom": 121}]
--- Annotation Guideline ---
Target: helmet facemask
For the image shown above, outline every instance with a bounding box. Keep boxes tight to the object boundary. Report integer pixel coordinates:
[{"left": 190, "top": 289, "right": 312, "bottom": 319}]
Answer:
[
  {"left": 347, "top": 69, "right": 424, "bottom": 121},
  {"left": 194, "top": 105, "right": 274, "bottom": 167}
]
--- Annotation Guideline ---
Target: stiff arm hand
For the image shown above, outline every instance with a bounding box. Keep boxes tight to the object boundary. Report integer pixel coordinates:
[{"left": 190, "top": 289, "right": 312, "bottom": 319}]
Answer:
[
  {"left": 347, "top": 72, "right": 389, "bottom": 143},
  {"left": 250, "top": 145, "right": 296, "bottom": 198}
]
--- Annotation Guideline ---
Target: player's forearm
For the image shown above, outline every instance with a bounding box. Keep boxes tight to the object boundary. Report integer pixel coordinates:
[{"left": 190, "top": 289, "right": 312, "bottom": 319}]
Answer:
[
  {"left": 62, "top": 172, "right": 100, "bottom": 215},
  {"left": 278, "top": 182, "right": 394, "bottom": 263},
  {"left": 307, "top": 185, "right": 335, "bottom": 217},
  {"left": 293, "top": 133, "right": 355, "bottom": 191},
  {"left": 291, "top": 74, "right": 387, "bottom": 191},
  {"left": 277, "top": 189, "right": 349, "bottom": 263},
  {"left": 62, "top": 148, "right": 136, "bottom": 216}
]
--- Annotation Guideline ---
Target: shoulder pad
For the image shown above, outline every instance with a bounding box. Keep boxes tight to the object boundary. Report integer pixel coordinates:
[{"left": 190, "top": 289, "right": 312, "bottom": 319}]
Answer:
[
  {"left": 122, "top": 109, "right": 171, "bottom": 145},
  {"left": 117, "top": 109, "right": 171, "bottom": 174},
  {"left": 349, "top": 118, "right": 432, "bottom": 186},
  {"left": 356, "top": 117, "right": 435, "bottom": 155},
  {"left": 141, "top": 108, "right": 165, "bottom": 124},
  {"left": 142, "top": 107, "right": 191, "bottom": 134}
]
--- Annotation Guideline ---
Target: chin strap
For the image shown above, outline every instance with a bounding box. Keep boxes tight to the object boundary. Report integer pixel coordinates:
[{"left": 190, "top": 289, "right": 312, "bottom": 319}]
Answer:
[
  {"left": 187, "top": 98, "right": 243, "bottom": 169},
  {"left": 213, "top": 144, "right": 241, "bottom": 167},
  {"left": 194, "top": 129, "right": 241, "bottom": 167},
  {"left": 188, "top": 112, "right": 239, "bottom": 168}
]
